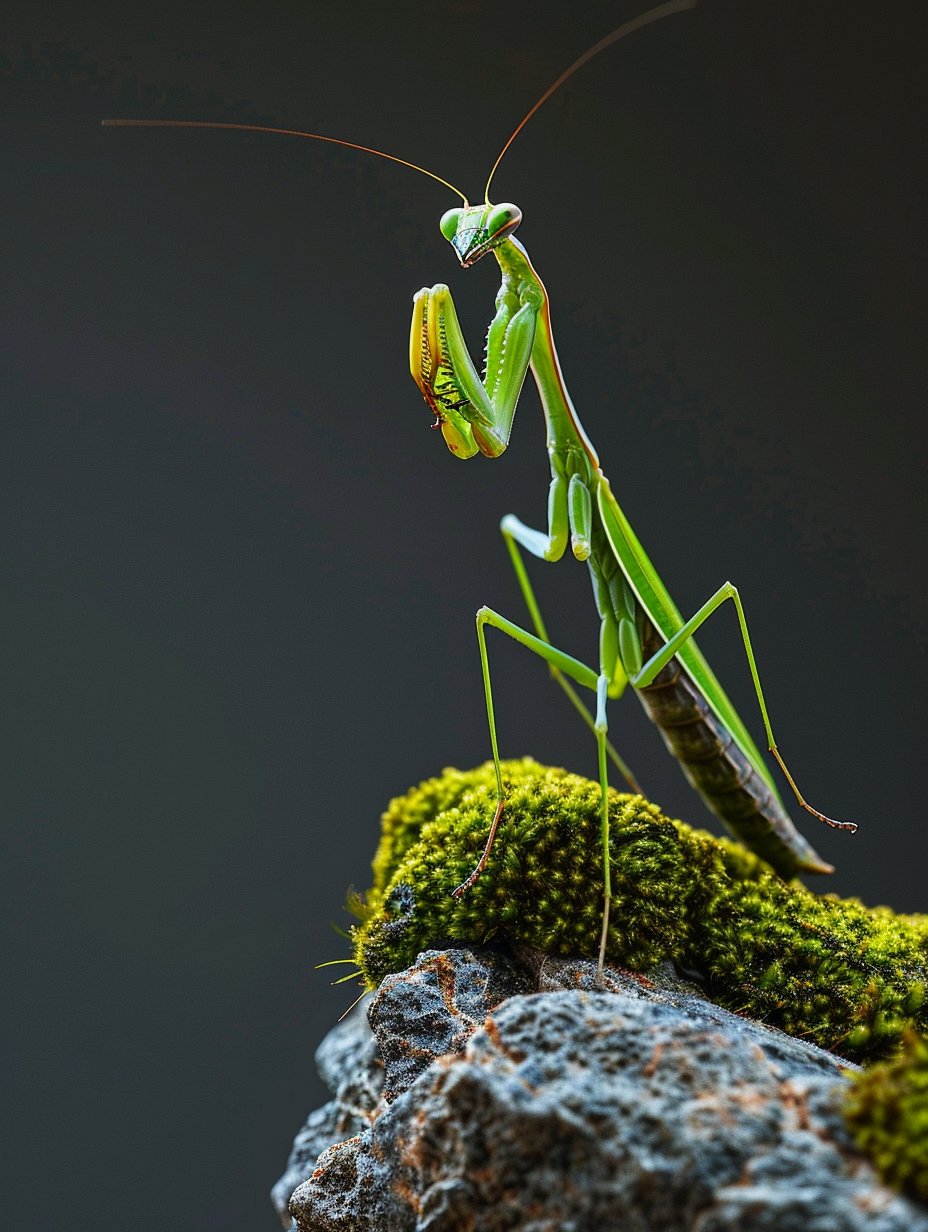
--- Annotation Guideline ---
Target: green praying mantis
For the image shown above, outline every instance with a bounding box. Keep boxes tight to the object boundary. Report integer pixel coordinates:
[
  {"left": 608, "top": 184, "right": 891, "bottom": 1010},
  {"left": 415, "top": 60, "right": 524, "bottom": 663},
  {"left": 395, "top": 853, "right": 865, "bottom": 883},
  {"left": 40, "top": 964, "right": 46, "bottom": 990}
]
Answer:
[{"left": 105, "top": 0, "right": 856, "bottom": 977}]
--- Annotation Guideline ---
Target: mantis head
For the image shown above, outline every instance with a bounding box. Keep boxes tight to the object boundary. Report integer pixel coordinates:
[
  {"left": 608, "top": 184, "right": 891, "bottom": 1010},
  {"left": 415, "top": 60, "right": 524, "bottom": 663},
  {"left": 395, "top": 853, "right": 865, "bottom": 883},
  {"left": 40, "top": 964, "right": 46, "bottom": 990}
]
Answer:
[{"left": 439, "top": 203, "right": 523, "bottom": 267}]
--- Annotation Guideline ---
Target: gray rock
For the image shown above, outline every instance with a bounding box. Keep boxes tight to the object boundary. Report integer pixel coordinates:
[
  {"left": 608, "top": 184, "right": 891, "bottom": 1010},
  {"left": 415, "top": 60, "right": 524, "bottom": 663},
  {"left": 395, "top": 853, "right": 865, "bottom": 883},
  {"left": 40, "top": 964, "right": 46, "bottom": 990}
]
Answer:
[
  {"left": 280, "top": 948, "right": 928, "bottom": 1232},
  {"left": 370, "top": 947, "right": 532, "bottom": 1102},
  {"left": 270, "top": 996, "right": 381, "bottom": 1229}
]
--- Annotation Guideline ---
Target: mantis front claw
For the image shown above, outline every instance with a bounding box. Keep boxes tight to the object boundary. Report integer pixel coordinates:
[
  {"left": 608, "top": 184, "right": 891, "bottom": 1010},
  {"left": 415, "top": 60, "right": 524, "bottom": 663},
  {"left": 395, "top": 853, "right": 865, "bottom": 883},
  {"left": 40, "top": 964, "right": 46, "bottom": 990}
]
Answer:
[
  {"left": 410, "top": 274, "right": 538, "bottom": 461},
  {"left": 410, "top": 285, "right": 483, "bottom": 459}
]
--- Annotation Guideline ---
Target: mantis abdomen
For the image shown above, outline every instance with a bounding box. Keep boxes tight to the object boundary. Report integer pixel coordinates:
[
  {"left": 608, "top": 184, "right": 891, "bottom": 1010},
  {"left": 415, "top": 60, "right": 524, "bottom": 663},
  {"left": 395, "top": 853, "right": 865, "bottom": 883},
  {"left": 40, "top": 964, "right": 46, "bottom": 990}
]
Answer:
[{"left": 633, "top": 614, "right": 833, "bottom": 877}]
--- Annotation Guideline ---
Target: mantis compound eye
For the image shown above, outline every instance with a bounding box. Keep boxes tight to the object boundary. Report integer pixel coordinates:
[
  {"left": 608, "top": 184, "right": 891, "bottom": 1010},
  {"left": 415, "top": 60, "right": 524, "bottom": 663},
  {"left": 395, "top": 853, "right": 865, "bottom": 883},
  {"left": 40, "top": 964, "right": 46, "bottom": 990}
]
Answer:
[
  {"left": 439, "top": 207, "right": 464, "bottom": 242},
  {"left": 486, "top": 202, "right": 522, "bottom": 240}
]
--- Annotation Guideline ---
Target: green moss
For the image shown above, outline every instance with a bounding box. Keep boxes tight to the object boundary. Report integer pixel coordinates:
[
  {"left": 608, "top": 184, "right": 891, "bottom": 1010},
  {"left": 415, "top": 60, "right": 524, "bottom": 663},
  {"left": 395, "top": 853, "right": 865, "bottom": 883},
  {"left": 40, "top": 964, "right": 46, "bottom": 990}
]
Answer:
[
  {"left": 351, "top": 759, "right": 928, "bottom": 1064},
  {"left": 844, "top": 1030, "right": 928, "bottom": 1200}
]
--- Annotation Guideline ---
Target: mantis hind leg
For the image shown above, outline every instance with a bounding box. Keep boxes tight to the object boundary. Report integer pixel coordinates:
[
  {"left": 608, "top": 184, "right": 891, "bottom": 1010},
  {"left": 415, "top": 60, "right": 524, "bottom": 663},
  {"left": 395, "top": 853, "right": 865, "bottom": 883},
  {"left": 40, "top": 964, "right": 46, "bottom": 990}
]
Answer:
[
  {"left": 501, "top": 519, "right": 643, "bottom": 794},
  {"left": 631, "top": 581, "right": 857, "bottom": 835},
  {"left": 456, "top": 605, "right": 614, "bottom": 980}
]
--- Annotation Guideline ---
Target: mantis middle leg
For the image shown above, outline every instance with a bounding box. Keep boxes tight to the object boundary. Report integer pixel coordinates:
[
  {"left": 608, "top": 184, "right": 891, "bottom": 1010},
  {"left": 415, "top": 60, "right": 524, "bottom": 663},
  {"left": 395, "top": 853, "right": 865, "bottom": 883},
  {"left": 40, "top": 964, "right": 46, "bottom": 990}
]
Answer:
[
  {"left": 501, "top": 517, "right": 643, "bottom": 794},
  {"left": 455, "top": 604, "right": 616, "bottom": 978}
]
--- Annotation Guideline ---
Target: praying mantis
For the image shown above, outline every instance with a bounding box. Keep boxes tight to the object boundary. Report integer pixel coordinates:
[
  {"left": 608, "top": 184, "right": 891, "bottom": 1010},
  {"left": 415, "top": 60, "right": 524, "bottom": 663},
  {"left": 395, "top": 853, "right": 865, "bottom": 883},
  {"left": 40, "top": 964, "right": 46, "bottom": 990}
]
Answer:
[{"left": 105, "top": 0, "right": 857, "bottom": 977}]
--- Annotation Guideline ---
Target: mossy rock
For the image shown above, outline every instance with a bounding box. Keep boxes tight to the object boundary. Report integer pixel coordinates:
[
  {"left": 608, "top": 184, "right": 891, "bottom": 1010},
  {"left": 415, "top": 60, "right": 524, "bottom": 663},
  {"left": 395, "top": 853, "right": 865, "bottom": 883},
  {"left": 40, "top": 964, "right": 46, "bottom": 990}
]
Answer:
[
  {"left": 845, "top": 1030, "right": 928, "bottom": 1202},
  {"left": 345, "top": 758, "right": 928, "bottom": 1202},
  {"left": 350, "top": 758, "right": 928, "bottom": 1063}
]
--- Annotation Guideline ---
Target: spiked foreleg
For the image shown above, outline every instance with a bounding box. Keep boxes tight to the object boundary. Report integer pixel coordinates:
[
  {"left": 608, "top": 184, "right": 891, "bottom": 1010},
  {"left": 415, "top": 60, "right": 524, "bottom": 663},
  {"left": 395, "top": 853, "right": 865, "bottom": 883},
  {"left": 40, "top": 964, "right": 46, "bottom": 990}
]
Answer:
[{"left": 409, "top": 281, "right": 539, "bottom": 459}]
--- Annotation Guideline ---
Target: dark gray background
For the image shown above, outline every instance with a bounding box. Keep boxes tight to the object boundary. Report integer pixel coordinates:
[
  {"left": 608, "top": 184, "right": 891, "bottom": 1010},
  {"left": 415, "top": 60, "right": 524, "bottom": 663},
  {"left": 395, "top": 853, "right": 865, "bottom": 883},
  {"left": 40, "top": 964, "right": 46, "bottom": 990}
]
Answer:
[{"left": 3, "top": 1, "right": 925, "bottom": 1228}]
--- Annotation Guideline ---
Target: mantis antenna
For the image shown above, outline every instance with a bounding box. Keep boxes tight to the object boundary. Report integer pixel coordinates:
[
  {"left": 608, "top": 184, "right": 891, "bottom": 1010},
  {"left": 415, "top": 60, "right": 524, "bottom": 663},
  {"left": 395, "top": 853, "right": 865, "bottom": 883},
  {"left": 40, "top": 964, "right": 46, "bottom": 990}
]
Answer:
[
  {"left": 104, "top": 3, "right": 695, "bottom": 209},
  {"left": 101, "top": 118, "right": 469, "bottom": 206},
  {"left": 483, "top": 0, "right": 698, "bottom": 204}
]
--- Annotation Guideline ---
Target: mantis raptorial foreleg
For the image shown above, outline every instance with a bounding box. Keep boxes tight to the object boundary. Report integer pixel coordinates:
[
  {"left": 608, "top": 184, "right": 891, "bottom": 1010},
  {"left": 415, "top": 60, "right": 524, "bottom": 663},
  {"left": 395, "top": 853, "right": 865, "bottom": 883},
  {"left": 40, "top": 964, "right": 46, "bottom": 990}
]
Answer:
[{"left": 410, "top": 278, "right": 539, "bottom": 459}]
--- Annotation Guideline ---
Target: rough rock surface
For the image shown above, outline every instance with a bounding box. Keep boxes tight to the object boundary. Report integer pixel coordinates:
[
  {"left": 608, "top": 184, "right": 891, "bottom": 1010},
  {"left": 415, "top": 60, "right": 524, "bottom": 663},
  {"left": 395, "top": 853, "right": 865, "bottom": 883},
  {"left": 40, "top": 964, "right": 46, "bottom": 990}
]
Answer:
[
  {"left": 275, "top": 947, "right": 928, "bottom": 1231},
  {"left": 270, "top": 1002, "right": 381, "bottom": 1226},
  {"left": 370, "top": 948, "right": 533, "bottom": 1103}
]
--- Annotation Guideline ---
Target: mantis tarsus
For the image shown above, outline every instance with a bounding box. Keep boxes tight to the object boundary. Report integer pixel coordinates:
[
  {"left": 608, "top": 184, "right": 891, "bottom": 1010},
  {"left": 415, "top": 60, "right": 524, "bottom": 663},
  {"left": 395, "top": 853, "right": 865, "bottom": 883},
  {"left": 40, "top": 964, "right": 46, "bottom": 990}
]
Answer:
[{"left": 105, "top": 0, "right": 857, "bottom": 978}]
